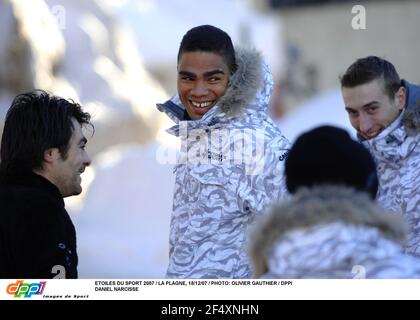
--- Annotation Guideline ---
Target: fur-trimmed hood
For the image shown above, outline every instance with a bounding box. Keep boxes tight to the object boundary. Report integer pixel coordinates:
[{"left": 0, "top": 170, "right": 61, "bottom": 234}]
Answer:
[
  {"left": 402, "top": 80, "right": 420, "bottom": 136},
  {"left": 218, "top": 47, "right": 264, "bottom": 116},
  {"left": 156, "top": 47, "right": 267, "bottom": 123},
  {"left": 249, "top": 185, "right": 407, "bottom": 277}
]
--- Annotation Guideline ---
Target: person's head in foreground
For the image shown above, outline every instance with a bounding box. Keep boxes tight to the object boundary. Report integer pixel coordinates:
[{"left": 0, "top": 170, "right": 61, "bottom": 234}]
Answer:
[{"left": 249, "top": 125, "right": 420, "bottom": 279}]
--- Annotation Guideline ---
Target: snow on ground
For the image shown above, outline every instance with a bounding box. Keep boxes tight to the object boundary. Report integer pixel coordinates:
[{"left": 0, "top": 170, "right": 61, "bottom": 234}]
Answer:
[{"left": 71, "top": 143, "right": 175, "bottom": 278}]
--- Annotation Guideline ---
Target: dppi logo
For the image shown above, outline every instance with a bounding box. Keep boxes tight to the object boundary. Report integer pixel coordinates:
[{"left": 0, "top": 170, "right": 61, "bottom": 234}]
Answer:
[{"left": 6, "top": 280, "right": 46, "bottom": 298}]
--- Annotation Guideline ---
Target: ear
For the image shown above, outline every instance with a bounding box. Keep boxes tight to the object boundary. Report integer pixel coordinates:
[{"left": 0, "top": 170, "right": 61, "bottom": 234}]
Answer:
[
  {"left": 43, "top": 148, "right": 60, "bottom": 164},
  {"left": 396, "top": 86, "right": 407, "bottom": 111}
]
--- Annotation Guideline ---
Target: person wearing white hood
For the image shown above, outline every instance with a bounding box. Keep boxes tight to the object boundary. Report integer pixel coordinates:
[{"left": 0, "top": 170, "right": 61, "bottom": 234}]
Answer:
[
  {"left": 340, "top": 56, "right": 420, "bottom": 257},
  {"left": 157, "top": 25, "right": 290, "bottom": 278},
  {"left": 249, "top": 126, "right": 420, "bottom": 279}
]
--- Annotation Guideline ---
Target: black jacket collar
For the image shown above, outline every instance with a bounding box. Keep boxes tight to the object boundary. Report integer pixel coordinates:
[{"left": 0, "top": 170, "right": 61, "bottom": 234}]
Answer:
[{"left": 0, "top": 170, "right": 64, "bottom": 207}]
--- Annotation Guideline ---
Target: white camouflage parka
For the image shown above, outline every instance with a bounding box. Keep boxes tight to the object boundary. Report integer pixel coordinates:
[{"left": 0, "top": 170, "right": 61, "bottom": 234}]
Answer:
[
  {"left": 361, "top": 80, "right": 420, "bottom": 256},
  {"left": 157, "top": 48, "right": 290, "bottom": 278}
]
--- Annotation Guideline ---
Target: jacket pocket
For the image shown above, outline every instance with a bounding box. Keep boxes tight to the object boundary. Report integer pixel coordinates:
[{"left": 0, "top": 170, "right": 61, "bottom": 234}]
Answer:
[
  {"left": 186, "top": 164, "right": 236, "bottom": 221},
  {"left": 188, "top": 164, "right": 251, "bottom": 224}
]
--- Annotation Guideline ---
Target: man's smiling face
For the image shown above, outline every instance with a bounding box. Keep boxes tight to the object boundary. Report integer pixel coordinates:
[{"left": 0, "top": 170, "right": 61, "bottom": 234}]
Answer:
[
  {"left": 342, "top": 79, "right": 406, "bottom": 140},
  {"left": 177, "top": 51, "right": 230, "bottom": 120}
]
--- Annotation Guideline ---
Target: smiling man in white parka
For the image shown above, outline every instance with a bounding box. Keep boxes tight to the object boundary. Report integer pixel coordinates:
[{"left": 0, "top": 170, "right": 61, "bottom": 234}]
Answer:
[
  {"left": 157, "top": 25, "right": 290, "bottom": 278},
  {"left": 341, "top": 56, "right": 420, "bottom": 256}
]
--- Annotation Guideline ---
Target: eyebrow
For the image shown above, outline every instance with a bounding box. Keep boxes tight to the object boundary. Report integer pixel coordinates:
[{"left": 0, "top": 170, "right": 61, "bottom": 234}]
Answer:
[
  {"left": 362, "top": 101, "right": 380, "bottom": 108},
  {"left": 345, "top": 101, "right": 380, "bottom": 112},
  {"left": 178, "top": 69, "right": 225, "bottom": 78},
  {"left": 203, "top": 69, "right": 225, "bottom": 77}
]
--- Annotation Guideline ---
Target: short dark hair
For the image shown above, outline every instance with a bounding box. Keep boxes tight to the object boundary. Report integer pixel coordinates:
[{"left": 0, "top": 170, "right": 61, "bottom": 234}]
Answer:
[
  {"left": 340, "top": 56, "right": 402, "bottom": 100},
  {"left": 0, "top": 90, "right": 92, "bottom": 175},
  {"left": 177, "top": 25, "right": 237, "bottom": 74}
]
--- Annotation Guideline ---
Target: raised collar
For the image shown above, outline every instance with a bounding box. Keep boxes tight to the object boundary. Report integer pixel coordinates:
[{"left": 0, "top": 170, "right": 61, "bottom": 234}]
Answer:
[{"left": 0, "top": 170, "right": 64, "bottom": 207}]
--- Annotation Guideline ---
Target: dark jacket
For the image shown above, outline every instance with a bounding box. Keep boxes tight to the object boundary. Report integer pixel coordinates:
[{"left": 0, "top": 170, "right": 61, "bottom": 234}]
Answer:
[{"left": 0, "top": 171, "right": 78, "bottom": 278}]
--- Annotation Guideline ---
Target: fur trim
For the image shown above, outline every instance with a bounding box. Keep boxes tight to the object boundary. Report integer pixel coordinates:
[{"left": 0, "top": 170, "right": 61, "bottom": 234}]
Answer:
[
  {"left": 402, "top": 102, "right": 420, "bottom": 135},
  {"left": 402, "top": 80, "right": 420, "bottom": 135},
  {"left": 218, "top": 48, "right": 263, "bottom": 116},
  {"left": 249, "top": 185, "right": 407, "bottom": 277}
]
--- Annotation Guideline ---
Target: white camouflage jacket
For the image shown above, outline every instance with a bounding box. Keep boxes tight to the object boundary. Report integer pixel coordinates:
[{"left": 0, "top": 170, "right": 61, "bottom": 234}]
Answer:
[
  {"left": 361, "top": 80, "right": 420, "bottom": 256},
  {"left": 157, "top": 48, "right": 290, "bottom": 278},
  {"left": 249, "top": 186, "right": 420, "bottom": 278}
]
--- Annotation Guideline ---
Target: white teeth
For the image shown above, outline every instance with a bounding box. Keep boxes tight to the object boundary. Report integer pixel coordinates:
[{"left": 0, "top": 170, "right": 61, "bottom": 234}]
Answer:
[{"left": 191, "top": 101, "right": 211, "bottom": 108}]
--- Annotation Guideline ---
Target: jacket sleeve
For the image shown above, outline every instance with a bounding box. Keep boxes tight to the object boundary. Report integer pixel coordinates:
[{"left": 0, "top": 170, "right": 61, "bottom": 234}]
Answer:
[{"left": 237, "top": 135, "right": 290, "bottom": 215}]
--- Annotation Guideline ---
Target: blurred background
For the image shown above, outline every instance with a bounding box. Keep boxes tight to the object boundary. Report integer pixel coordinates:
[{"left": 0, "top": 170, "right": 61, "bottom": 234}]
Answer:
[{"left": 0, "top": 0, "right": 419, "bottom": 277}]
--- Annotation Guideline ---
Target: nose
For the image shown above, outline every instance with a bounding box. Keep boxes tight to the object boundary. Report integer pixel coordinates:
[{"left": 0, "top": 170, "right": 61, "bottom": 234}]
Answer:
[
  {"left": 190, "top": 81, "right": 208, "bottom": 96},
  {"left": 83, "top": 154, "right": 92, "bottom": 167},
  {"left": 359, "top": 114, "right": 373, "bottom": 134}
]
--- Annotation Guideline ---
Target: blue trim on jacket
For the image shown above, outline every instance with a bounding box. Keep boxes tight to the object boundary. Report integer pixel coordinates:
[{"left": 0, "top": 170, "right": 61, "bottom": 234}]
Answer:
[{"left": 402, "top": 79, "right": 420, "bottom": 110}]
